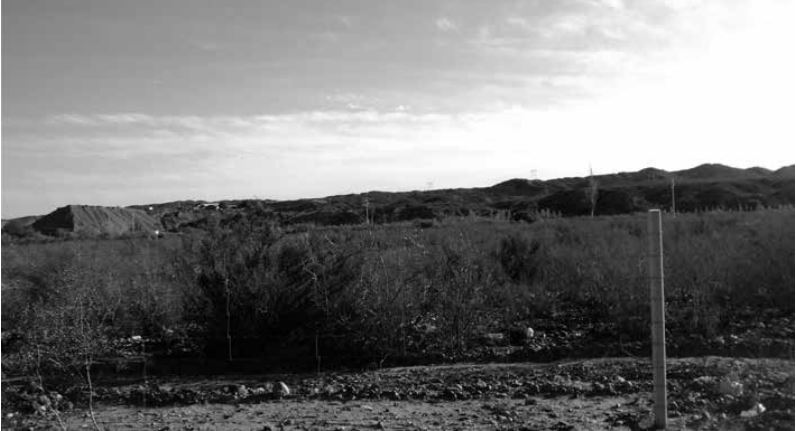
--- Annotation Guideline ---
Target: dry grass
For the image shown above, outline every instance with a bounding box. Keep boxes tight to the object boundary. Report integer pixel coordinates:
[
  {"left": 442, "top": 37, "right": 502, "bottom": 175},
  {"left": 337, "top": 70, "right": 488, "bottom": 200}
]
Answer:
[{"left": 2, "top": 208, "right": 792, "bottom": 379}]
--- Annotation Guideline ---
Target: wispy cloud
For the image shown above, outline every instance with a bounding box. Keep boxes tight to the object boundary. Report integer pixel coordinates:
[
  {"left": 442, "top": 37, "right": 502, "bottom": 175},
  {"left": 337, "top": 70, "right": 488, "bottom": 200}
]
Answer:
[{"left": 435, "top": 17, "right": 458, "bottom": 32}]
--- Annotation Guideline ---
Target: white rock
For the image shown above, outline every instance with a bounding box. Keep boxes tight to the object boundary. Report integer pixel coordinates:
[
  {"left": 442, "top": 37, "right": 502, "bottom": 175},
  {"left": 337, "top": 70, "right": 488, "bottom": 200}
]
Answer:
[
  {"left": 273, "top": 381, "right": 290, "bottom": 397},
  {"left": 740, "top": 403, "right": 765, "bottom": 418}
]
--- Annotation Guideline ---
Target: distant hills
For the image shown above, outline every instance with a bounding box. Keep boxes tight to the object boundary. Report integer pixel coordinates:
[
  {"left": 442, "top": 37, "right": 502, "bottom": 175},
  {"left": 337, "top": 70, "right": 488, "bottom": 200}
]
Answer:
[{"left": 3, "top": 163, "right": 793, "bottom": 239}]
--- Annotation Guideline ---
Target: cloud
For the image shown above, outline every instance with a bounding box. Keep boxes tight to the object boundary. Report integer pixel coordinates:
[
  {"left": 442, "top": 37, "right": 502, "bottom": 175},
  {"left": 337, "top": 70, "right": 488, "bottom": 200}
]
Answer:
[
  {"left": 335, "top": 15, "right": 354, "bottom": 29},
  {"left": 435, "top": 17, "right": 457, "bottom": 32},
  {"left": 591, "top": 0, "right": 624, "bottom": 10},
  {"left": 473, "top": 0, "right": 710, "bottom": 58},
  {"left": 505, "top": 17, "right": 530, "bottom": 30},
  {"left": 324, "top": 92, "right": 371, "bottom": 110}
]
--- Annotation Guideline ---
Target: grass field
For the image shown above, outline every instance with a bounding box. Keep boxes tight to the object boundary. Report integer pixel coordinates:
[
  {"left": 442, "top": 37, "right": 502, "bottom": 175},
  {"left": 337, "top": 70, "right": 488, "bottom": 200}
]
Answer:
[{"left": 2, "top": 208, "right": 792, "bottom": 380}]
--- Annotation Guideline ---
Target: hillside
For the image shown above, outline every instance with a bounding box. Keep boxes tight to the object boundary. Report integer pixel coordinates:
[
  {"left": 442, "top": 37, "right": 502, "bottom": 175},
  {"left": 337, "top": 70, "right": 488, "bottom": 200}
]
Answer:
[
  {"left": 128, "top": 163, "right": 794, "bottom": 232},
  {"left": 4, "top": 163, "right": 793, "bottom": 239}
]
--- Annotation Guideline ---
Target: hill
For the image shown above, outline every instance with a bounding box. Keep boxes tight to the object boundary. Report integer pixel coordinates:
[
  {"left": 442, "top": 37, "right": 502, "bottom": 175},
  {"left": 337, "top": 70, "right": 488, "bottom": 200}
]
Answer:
[
  {"left": 128, "top": 163, "right": 793, "bottom": 232},
  {"left": 4, "top": 163, "right": 793, "bottom": 239}
]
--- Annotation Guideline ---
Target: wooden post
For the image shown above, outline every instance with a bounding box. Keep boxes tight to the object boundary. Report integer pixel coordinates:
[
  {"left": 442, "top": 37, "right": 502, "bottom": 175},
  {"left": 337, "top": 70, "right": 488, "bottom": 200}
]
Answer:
[
  {"left": 141, "top": 335, "right": 147, "bottom": 408},
  {"left": 225, "top": 276, "right": 232, "bottom": 362},
  {"left": 647, "top": 210, "right": 667, "bottom": 429},
  {"left": 670, "top": 178, "right": 676, "bottom": 217},
  {"left": 315, "top": 331, "right": 321, "bottom": 375}
]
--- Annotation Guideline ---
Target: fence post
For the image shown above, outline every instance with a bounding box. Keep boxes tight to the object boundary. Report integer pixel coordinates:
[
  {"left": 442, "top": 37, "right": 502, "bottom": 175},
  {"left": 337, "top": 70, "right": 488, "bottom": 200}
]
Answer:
[
  {"left": 225, "top": 277, "right": 232, "bottom": 362},
  {"left": 647, "top": 209, "right": 667, "bottom": 429},
  {"left": 315, "top": 331, "right": 321, "bottom": 375}
]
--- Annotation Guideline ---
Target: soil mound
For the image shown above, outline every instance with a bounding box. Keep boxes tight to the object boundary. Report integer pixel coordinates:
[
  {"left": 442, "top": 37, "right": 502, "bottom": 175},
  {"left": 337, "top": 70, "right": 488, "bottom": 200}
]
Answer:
[
  {"left": 1, "top": 215, "right": 41, "bottom": 236},
  {"left": 32, "top": 205, "right": 160, "bottom": 237}
]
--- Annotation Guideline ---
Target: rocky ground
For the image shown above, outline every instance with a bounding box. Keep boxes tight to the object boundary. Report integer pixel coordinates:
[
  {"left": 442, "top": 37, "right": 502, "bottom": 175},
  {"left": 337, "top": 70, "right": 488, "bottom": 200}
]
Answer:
[{"left": 3, "top": 357, "right": 793, "bottom": 430}]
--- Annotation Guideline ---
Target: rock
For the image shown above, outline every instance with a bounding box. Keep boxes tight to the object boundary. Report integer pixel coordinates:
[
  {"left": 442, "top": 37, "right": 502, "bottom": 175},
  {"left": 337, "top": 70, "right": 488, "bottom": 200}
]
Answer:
[
  {"left": 443, "top": 388, "right": 459, "bottom": 401},
  {"left": 637, "top": 413, "right": 655, "bottom": 429},
  {"left": 273, "top": 381, "right": 290, "bottom": 398},
  {"left": 693, "top": 376, "right": 715, "bottom": 386},
  {"left": 718, "top": 378, "right": 743, "bottom": 396},
  {"left": 37, "top": 395, "right": 51, "bottom": 407},
  {"left": 32, "top": 401, "right": 46, "bottom": 414},
  {"left": 233, "top": 384, "right": 248, "bottom": 398},
  {"left": 740, "top": 403, "right": 766, "bottom": 418},
  {"left": 381, "top": 390, "right": 400, "bottom": 400}
]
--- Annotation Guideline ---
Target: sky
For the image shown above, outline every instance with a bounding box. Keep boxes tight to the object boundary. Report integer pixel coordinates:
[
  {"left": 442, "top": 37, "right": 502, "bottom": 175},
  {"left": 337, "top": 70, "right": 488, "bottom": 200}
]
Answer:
[{"left": 2, "top": 0, "right": 795, "bottom": 218}]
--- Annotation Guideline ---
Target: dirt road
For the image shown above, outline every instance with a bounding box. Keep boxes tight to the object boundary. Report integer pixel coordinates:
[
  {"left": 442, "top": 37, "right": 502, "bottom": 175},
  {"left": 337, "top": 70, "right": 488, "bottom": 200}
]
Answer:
[{"left": 5, "top": 357, "right": 793, "bottom": 430}]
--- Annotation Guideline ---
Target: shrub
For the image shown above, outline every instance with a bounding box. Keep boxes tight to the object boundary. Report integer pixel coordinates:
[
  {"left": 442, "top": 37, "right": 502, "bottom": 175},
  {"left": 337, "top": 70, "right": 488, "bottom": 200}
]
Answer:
[{"left": 2, "top": 208, "right": 792, "bottom": 376}]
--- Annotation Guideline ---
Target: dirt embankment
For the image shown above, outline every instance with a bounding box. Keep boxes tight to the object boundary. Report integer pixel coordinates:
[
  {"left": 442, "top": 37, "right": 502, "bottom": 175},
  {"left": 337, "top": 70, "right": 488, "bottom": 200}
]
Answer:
[{"left": 29, "top": 205, "right": 160, "bottom": 236}]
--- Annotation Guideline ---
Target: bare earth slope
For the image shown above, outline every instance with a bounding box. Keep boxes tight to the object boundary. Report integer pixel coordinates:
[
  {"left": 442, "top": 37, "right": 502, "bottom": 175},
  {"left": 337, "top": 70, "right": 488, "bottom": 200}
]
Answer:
[{"left": 30, "top": 204, "right": 160, "bottom": 236}]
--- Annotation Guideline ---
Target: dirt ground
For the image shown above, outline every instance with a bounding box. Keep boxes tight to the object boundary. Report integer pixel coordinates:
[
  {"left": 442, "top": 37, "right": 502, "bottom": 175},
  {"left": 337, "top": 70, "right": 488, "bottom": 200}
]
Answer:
[
  {"left": 44, "top": 396, "right": 667, "bottom": 430},
  {"left": 5, "top": 357, "right": 793, "bottom": 430}
]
